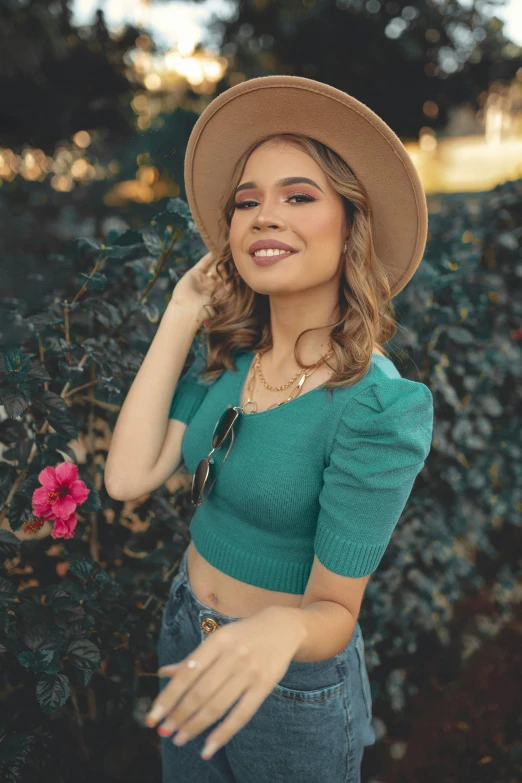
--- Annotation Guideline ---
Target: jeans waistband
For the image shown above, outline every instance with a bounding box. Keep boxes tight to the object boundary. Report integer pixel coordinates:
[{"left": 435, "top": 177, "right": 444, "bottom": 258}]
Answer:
[{"left": 176, "top": 544, "right": 362, "bottom": 649}]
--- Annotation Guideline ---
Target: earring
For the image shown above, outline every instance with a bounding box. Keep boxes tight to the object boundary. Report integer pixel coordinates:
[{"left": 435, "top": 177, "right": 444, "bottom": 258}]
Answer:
[{"left": 343, "top": 243, "right": 347, "bottom": 253}]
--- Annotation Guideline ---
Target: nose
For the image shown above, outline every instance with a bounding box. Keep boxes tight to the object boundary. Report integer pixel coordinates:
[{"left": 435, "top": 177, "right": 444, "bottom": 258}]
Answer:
[{"left": 251, "top": 199, "right": 286, "bottom": 231}]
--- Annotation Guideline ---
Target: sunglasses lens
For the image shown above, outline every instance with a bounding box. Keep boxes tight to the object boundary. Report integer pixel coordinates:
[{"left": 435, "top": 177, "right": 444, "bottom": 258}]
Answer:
[
  {"left": 192, "top": 459, "right": 209, "bottom": 505},
  {"left": 212, "top": 407, "right": 238, "bottom": 449},
  {"left": 193, "top": 407, "right": 239, "bottom": 506}
]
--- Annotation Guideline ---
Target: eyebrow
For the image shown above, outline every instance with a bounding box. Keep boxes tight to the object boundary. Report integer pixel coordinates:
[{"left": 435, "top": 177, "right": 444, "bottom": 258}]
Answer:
[{"left": 235, "top": 176, "right": 325, "bottom": 195}]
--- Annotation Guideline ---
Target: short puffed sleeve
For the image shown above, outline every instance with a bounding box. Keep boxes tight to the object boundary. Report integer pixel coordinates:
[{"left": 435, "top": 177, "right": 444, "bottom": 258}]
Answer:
[
  {"left": 314, "top": 377, "right": 434, "bottom": 578},
  {"left": 168, "top": 354, "right": 211, "bottom": 426}
]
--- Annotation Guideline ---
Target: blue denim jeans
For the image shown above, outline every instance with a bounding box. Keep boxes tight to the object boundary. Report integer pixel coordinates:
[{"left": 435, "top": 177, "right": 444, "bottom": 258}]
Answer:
[{"left": 157, "top": 545, "right": 376, "bottom": 782}]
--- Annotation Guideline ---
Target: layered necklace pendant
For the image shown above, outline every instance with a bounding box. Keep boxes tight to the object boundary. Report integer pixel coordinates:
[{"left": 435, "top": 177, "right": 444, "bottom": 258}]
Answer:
[{"left": 240, "top": 343, "right": 334, "bottom": 414}]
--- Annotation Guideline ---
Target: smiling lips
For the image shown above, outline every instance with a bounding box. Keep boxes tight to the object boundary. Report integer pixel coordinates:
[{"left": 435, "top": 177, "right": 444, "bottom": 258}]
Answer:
[
  {"left": 248, "top": 238, "right": 299, "bottom": 266},
  {"left": 250, "top": 248, "right": 298, "bottom": 266}
]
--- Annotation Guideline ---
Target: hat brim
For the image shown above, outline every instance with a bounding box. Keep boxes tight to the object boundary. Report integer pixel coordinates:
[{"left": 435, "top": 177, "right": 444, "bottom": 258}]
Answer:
[{"left": 184, "top": 75, "right": 427, "bottom": 298}]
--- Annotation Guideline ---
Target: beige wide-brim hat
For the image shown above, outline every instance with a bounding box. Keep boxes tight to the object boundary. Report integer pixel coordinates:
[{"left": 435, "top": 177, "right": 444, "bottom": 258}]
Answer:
[{"left": 184, "top": 75, "right": 428, "bottom": 298}]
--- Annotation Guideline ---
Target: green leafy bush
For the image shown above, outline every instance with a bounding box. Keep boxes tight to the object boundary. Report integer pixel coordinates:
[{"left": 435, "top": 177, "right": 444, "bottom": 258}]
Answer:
[{"left": 0, "top": 179, "right": 521, "bottom": 781}]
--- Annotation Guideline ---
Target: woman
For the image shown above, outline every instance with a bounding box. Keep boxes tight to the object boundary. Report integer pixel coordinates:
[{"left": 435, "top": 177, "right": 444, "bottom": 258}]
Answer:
[{"left": 105, "top": 76, "right": 434, "bottom": 782}]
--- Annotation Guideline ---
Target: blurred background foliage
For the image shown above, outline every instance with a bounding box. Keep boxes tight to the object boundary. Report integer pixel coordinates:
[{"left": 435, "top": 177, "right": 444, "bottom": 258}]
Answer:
[{"left": 1, "top": 0, "right": 521, "bottom": 781}]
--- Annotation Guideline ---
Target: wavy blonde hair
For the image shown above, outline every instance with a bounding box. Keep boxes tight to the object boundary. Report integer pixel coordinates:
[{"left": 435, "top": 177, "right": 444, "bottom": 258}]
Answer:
[{"left": 198, "top": 133, "right": 397, "bottom": 392}]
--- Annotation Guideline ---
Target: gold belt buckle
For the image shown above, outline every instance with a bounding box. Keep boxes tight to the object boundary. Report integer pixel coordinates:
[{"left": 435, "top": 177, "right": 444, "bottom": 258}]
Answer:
[{"left": 201, "top": 617, "right": 219, "bottom": 635}]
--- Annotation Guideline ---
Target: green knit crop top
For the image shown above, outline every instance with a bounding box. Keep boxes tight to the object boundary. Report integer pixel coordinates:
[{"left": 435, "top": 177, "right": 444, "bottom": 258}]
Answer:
[{"left": 168, "top": 350, "right": 434, "bottom": 593}]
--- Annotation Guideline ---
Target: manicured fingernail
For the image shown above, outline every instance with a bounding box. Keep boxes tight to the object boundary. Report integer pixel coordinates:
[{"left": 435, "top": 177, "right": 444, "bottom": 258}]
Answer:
[
  {"left": 201, "top": 740, "right": 218, "bottom": 760},
  {"left": 173, "top": 731, "right": 189, "bottom": 746},
  {"left": 157, "top": 725, "right": 171, "bottom": 737},
  {"left": 145, "top": 705, "right": 164, "bottom": 725}
]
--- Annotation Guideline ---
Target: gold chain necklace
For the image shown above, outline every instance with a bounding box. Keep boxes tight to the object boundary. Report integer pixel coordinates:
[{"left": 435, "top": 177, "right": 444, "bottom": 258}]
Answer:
[
  {"left": 256, "top": 352, "right": 303, "bottom": 390},
  {"left": 241, "top": 341, "right": 334, "bottom": 414}
]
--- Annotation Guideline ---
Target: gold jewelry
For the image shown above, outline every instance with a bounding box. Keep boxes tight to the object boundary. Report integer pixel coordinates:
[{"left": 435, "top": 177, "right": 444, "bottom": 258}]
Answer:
[
  {"left": 241, "top": 341, "right": 334, "bottom": 413},
  {"left": 256, "top": 352, "right": 303, "bottom": 391}
]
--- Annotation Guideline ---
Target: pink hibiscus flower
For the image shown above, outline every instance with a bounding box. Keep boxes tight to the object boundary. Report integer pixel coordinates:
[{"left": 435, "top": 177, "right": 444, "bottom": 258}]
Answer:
[
  {"left": 50, "top": 512, "right": 78, "bottom": 540},
  {"left": 32, "top": 462, "right": 90, "bottom": 521}
]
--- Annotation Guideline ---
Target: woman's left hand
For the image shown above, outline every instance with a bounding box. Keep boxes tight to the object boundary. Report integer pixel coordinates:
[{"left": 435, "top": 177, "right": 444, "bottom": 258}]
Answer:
[{"left": 145, "top": 606, "right": 305, "bottom": 759}]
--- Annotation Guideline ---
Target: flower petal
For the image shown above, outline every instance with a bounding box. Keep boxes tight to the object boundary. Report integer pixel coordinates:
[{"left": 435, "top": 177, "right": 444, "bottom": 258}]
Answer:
[
  {"left": 33, "top": 506, "right": 54, "bottom": 519},
  {"left": 54, "top": 461, "right": 78, "bottom": 486},
  {"left": 52, "top": 512, "right": 78, "bottom": 540},
  {"left": 32, "top": 486, "right": 50, "bottom": 506},
  {"left": 62, "top": 518, "right": 78, "bottom": 539},
  {"left": 37, "top": 466, "right": 59, "bottom": 490},
  {"left": 69, "top": 480, "right": 90, "bottom": 504},
  {"left": 52, "top": 496, "right": 77, "bottom": 519},
  {"left": 51, "top": 519, "right": 68, "bottom": 539},
  {"left": 33, "top": 504, "right": 54, "bottom": 520}
]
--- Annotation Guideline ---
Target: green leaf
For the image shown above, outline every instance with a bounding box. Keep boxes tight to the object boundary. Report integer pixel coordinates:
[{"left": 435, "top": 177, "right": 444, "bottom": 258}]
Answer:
[
  {"left": 8, "top": 489, "right": 33, "bottom": 532},
  {"left": 165, "top": 196, "right": 191, "bottom": 221},
  {"left": 151, "top": 202, "right": 188, "bottom": 243},
  {"left": 80, "top": 486, "right": 101, "bottom": 513},
  {"left": 68, "top": 237, "right": 104, "bottom": 268},
  {"left": 0, "top": 463, "right": 11, "bottom": 485},
  {"left": 17, "top": 474, "right": 41, "bottom": 499},
  {"left": 38, "top": 632, "right": 66, "bottom": 654},
  {"left": 67, "top": 639, "right": 101, "bottom": 671},
  {"left": 52, "top": 598, "right": 85, "bottom": 622},
  {"left": 74, "top": 667, "right": 94, "bottom": 685},
  {"left": 69, "top": 559, "right": 94, "bottom": 580},
  {"left": 112, "top": 229, "right": 143, "bottom": 246},
  {"left": 0, "top": 733, "right": 35, "bottom": 764},
  {"left": 34, "top": 649, "right": 60, "bottom": 673},
  {"left": 0, "top": 576, "right": 18, "bottom": 602},
  {"left": 2, "top": 348, "right": 34, "bottom": 377},
  {"left": 94, "top": 570, "right": 112, "bottom": 584},
  {"left": 45, "top": 433, "right": 78, "bottom": 462},
  {"left": 17, "top": 649, "right": 59, "bottom": 673},
  {"left": 17, "top": 651, "right": 35, "bottom": 668},
  {"left": 37, "top": 389, "right": 69, "bottom": 414},
  {"left": 78, "top": 271, "right": 107, "bottom": 291},
  {"left": 82, "top": 298, "right": 120, "bottom": 329},
  {"left": 142, "top": 230, "right": 162, "bottom": 256},
  {"left": 24, "top": 624, "right": 48, "bottom": 651},
  {"left": 447, "top": 326, "right": 474, "bottom": 344},
  {"left": 107, "top": 229, "right": 147, "bottom": 261},
  {"left": 35, "top": 673, "right": 71, "bottom": 714},
  {"left": 27, "top": 359, "right": 52, "bottom": 383},
  {"left": 0, "top": 529, "right": 21, "bottom": 558},
  {"left": 0, "top": 385, "right": 30, "bottom": 418},
  {"left": 46, "top": 407, "right": 79, "bottom": 440}
]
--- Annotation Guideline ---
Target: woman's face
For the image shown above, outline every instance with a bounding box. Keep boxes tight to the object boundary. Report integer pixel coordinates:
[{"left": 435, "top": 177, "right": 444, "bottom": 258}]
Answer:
[{"left": 229, "top": 139, "right": 348, "bottom": 296}]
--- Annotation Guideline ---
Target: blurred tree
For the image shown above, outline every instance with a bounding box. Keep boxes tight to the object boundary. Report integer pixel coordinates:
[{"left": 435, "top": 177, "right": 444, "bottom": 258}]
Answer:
[
  {"left": 0, "top": 0, "right": 144, "bottom": 150},
  {"left": 200, "top": 0, "right": 522, "bottom": 138},
  {"left": 0, "top": 0, "right": 197, "bottom": 306}
]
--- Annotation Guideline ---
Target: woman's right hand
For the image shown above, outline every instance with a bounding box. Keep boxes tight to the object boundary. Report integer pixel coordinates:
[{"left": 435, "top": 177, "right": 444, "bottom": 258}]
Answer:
[{"left": 169, "top": 251, "right": 225, "bottom": 325}]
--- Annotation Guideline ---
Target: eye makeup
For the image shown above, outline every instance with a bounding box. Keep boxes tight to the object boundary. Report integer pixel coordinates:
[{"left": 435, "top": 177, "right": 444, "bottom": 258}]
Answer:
[{"left": 233, "top": 193, "right": 317, "bottom": 209}]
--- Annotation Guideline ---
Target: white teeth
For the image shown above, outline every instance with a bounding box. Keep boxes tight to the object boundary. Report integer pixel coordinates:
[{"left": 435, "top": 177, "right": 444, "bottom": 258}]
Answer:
[{"left": 253, "top": 248, "right": 292, "bottom": 257}]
